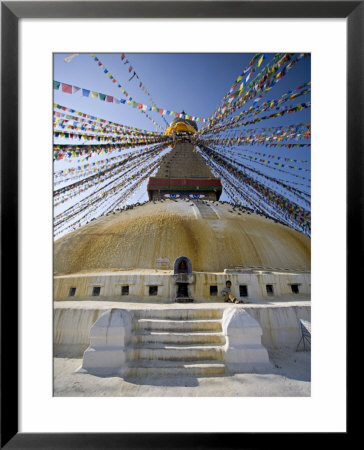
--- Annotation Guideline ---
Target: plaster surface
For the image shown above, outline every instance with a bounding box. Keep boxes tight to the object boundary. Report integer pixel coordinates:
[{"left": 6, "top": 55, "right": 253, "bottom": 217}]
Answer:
[
  {"left": 54, "top": 348, "right": 310, "bottom": 397},
  {"left": 54, "top": 301, "right": 311, "bottom": 355},
  {"left": 54, "top": 199, "right": 310, "bottom": 274}
]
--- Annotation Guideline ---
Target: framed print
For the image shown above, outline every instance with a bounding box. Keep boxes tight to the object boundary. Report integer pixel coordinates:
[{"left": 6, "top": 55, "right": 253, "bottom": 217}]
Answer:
[{"left": 1, "top": 1, "right": 358, "bottom": 448}]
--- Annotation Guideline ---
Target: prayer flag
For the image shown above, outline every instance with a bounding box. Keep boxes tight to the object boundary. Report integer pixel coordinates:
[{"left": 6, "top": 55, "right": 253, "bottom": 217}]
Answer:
[
  {"left": 53, "top": 81, "right": 60, "bottom": 90},
  {"left": 64, "top": 53, "right": 79, "bottom": 63},
  {"left": 106, "top": 95, "right": 113, "bottom": 102},
  {"left": 61, "top": 83, "right": 72, "bottom": 94},
  {"left": 99, "top": 93, "right": 106, "bottom": 101},
  {"left": 82, "top": 89, "right": 90, "bottom": 97},
  {"left": 91, "top": 91, "right": 98, "bottom": 98}
]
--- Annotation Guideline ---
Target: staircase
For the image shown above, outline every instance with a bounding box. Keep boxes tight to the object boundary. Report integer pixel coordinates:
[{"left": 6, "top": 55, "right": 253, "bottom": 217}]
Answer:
[{"left": 125, "top": 308, "right": 226, "bottom": 377}]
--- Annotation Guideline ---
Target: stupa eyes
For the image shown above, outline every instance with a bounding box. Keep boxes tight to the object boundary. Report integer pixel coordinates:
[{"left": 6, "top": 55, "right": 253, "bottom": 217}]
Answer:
[
  {"left": 164, "top": 193, "right": 180, "bottom": 199},
  {"left": 189, "top": 193, "right": 206, "bottom": 199},
  {"left": 163, "top": 193, "right": 207, "bottom": 199}
]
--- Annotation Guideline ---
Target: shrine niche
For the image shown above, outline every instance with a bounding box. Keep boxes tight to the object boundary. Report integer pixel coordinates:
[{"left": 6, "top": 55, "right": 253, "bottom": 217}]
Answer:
[{"left": 173, "top": 256, "right": 194, "bottom": 303}]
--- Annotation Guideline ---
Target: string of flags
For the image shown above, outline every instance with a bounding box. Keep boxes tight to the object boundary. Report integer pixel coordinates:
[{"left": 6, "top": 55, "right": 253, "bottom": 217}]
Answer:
[
  {"left": 209, "top": 145, "right": 312, "bottom": 185},
  {"left": 204, "top": 53, "right": 308, "bottom": 131},
  {"left": 201, "top": 84, "right": 311, "bottom": 136},
  {"left": 210, "top": 53, "right": 268, "bottom": 119},
  {"left": 54, "top": 52, "right": 310, "bottom": 239},
  {"left": 205, "top": 143, "right": 311, "bottom": 183},
  {"left": 54, "top": 148, "right": 152, "bottom": 185},
  {"left": 53, "top": 103, "right": 160, "bottom": 135},
  {"left": 120, "top": 53, "right": 165, "bottom": 121},
  {"left": 90, "top": 54, "right": 165, "bottom": 130},
  {"left": 54, "top": 77, "right": 207, "bottom": 123},
  {"left": 198, "top": 144, "right": 310, "bottom": 234},
  {"left": 54, "top": 154, "right": 165, "bottom": 236},
  {"left": 54, "top": 146, "right": 165, "bottom": 206}
]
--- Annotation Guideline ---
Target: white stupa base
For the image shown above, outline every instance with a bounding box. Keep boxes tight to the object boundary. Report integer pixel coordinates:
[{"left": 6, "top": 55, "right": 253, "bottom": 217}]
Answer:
[
  {"left": 222, "top": 308, "right": 272, "bottom": 373},
  {"left": 79, "top": 309, "right": 132, "bottom": 376}
]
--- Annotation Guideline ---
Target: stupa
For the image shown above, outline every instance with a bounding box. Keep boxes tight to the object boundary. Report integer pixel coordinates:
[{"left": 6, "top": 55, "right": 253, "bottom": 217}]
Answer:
[
  {"left": 54, "top": 116, "right": 310, "bottom": 376},
  {"left": 54, "top": 116, "right": 310, "bottom": 303}
]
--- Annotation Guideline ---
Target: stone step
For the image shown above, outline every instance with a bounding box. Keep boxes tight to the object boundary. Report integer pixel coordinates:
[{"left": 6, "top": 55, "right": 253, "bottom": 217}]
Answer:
[
  {"left": 126, "top": 345, "right": 224, "bottom": 361},
  {"left": 124, "top": 360, "right": 226, "bottom": 377},
  {"left": 132, "top": 309, "right": 223, "bottom": 320},
  {"left": 133, "top": 318, "right": 222, "bottom": 333},
  {"left": 130, "top": 331, "right": 226, "bottom": 345}
]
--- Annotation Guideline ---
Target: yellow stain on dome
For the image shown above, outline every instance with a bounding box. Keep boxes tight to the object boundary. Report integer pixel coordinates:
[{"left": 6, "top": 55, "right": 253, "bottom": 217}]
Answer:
[{"left": 54, "top": 200, "right": 310, "bottom": 275}]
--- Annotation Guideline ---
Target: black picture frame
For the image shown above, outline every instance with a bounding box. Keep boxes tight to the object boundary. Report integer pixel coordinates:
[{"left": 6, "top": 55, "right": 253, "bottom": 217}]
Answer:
[{"left": 1, "top": 1, "right": 356, "bottom": 448}]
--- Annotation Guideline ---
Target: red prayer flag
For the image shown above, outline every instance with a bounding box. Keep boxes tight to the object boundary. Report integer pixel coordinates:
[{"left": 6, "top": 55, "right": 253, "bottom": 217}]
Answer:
[
  {"left": 121, "top": 53, "right": 125, "bottom": 60},
  {"left": 62, "top": 83, "right": 72, "bottom": 94},
  {"left": 129, "top": 66, "right": 133, "bottom": 73},
  {"left": 106, "top": 95, "right": 113, "bottom": 102}
]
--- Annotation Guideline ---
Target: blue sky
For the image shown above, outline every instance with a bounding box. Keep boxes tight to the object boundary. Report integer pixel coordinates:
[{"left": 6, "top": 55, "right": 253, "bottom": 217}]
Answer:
[{"left": 54, "top": 52, "right": 310, "bottom": 132}]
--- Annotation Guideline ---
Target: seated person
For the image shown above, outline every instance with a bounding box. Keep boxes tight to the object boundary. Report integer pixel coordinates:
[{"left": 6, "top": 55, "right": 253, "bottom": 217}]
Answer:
[{"left": 221, "top": 280, "right": 243, "bottom": 304}]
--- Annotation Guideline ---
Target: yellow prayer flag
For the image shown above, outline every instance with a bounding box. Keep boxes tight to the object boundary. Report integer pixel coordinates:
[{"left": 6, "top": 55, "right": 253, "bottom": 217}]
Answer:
[
  {"left": 91, "top": 91, "right": 98, "bottom": 98},
  {"left": 257, "top": 54, "right": 264, "bottom": 67}
]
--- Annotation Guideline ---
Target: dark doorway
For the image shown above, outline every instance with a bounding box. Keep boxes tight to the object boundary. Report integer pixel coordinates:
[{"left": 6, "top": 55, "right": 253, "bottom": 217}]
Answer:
[
  {"left": 177, "top": 283, "right": 189, "bottom": 298},
  {"left": 177, "top": 259, "right": 188, "bottom": 273},
  {"left": 266, "top": 284, "right": 274, "bottom": 296}
]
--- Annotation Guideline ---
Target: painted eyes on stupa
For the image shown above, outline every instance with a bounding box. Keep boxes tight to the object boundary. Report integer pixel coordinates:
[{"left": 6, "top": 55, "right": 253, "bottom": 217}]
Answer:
[
  {"left": 162, "top": 193, "right": 206, "bottom": 199},
  {"left": 189, "top": 193, "right": 206, "bottom": 199},
  {"left": 164, "top": 193, "right": 181, "bottom": 199}
]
